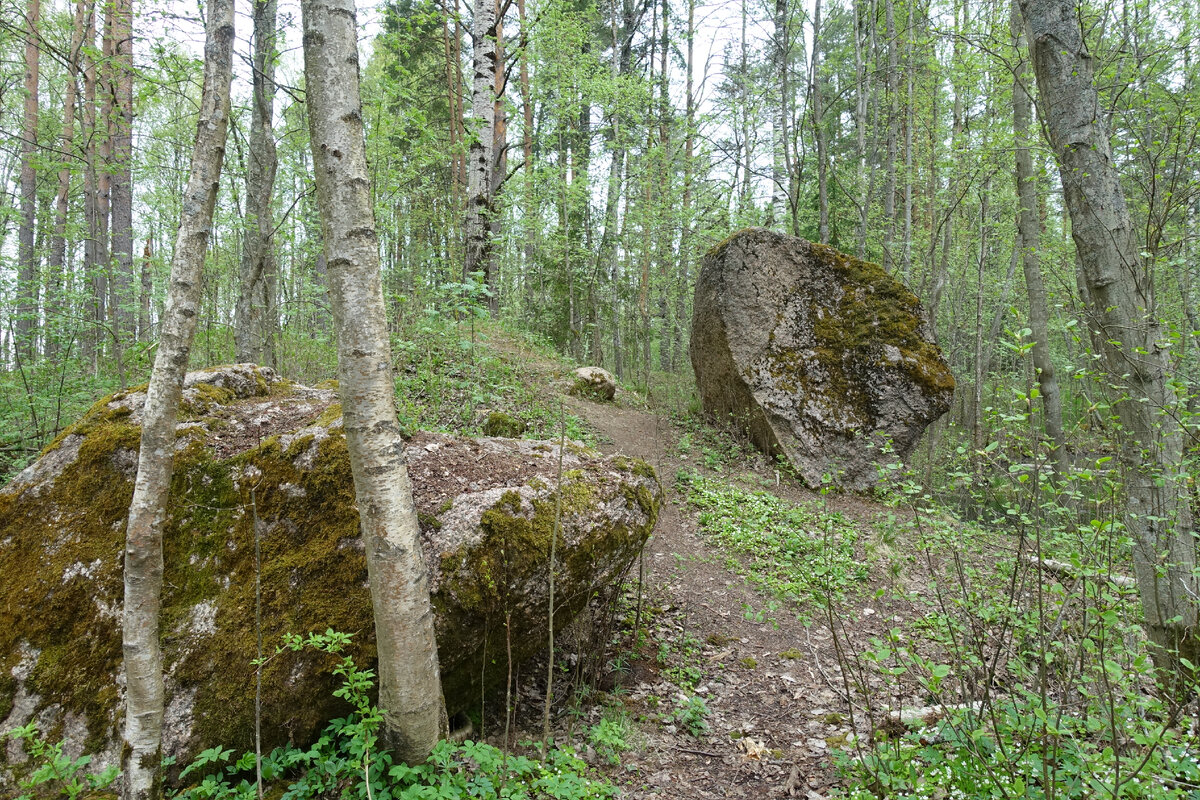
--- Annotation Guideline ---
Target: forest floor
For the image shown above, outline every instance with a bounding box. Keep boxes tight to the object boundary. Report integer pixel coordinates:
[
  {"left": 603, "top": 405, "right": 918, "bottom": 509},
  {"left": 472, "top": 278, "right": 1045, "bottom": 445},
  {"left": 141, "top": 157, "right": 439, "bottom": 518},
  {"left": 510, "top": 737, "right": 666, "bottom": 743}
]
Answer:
[{"left": 478, "top": 333, "right": 956, "bottom": 799}]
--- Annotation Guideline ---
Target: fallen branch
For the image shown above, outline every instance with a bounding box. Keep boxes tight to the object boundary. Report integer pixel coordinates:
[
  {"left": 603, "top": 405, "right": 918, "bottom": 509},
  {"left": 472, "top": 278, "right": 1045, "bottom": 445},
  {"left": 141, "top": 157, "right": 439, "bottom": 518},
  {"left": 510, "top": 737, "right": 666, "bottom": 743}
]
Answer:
[{"left": 1022, "top": 555, "right": 1136, "bottom": 589}]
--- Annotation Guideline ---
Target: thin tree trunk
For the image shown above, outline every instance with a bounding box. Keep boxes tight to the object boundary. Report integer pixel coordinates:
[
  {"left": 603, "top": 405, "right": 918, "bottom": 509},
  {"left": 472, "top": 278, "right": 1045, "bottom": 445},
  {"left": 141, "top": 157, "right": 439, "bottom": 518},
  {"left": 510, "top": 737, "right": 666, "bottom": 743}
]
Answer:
[
  {"left": 517, "top": 0, "right": 535, "bottom": 314},
  {"left": 854, "top": 0, "right": 870, "bottom": 257},
  {"left": 17, "top": 0, "right": 40, "bottom": 362},
  {"left": 1022, "top": 0, "right": 1198, "bottom": 675},
  {"left": 811, "top": 0, "right": 829, "bottom": 244},
  {"left": 464, "top": 0, "right": 496, "bottom": 287},
  {"left": 301, "top": 0, "right": 446, "bottom": 760},
  {"left": 235, "top": 0, "right": 279, "bottom": 367},
  {"left": 485, "top": 0, "right": 505, "bottom": 313},
  {"left": 46, "top": 0, "right": 87, "bottom": 362},
  {"left": 110, "top": 0, "right": 135, "bottom": 342},
  {"left": 882, "top": 0, "right": 897, "bottom": 271},
  {"left": 120, "top": 0, "right": 234, "bottom": 796},
  {"left": 1010, "top": 0, "right": 1066, "bottom": 473},
  {"left": 139, "top": 238, "right": 152, "bottom": 340},
  {"left": 81, "top": 0, "right": 103, "bottom": 371}
]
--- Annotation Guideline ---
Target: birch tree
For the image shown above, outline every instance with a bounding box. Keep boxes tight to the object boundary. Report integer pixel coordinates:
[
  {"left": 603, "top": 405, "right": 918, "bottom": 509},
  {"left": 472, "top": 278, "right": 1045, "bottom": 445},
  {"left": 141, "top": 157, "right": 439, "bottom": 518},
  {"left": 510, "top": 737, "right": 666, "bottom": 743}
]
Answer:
[
  {"left": 464, "top": 0, "right": 497, "bottom": 291},
  {"left": 301, "top": 0, "right": 445, "bottom": 762},
  {"left": 120, "top": 0, "right": 235, "bottom": 796}
]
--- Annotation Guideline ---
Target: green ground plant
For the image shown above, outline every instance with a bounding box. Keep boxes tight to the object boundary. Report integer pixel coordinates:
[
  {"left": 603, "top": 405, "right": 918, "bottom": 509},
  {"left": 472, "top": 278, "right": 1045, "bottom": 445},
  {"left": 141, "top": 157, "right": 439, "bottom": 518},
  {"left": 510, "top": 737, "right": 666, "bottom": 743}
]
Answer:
[
  {"left": 159, "top": 630, "right": 619, "bottom": 800},
  {"left": 829, "top": 421, "right": 1200, "bottom": 799},
  {"left": 679, "top": 471, "right": 869, "bottom": 615},
  {"left": 3, "top": 723, "right": 119, "bottom": 799}
]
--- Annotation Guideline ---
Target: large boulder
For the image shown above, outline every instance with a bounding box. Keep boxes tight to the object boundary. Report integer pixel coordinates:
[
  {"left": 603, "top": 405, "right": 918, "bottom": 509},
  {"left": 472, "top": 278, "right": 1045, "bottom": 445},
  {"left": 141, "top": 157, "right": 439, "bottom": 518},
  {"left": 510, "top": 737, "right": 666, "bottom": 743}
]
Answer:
[
  {"left": 690, "top": 229, "right": 954, "bottom": 489},
  {"left": 0, "top": 365, "right": 659, "bottom": 781}
]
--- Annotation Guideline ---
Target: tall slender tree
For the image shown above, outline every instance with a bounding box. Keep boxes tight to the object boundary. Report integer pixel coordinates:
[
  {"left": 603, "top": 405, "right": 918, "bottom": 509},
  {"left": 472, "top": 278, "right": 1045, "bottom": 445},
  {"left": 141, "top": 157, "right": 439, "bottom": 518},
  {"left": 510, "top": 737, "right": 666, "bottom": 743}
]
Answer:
[
  {"left": 1021, "top": 0, "right": 1198, "bottom": 676},
  {"left": 120, "top": 0, "right": 235, "bottom": 796},
  {"left": 301, "top": 0, "right": 446, "bottom": 761},
  {"left": 17, "top": 0, "right": 40, "bottom": 362},
  {"left": 235, "top": 0, "right": 280, "bottom": 366}
]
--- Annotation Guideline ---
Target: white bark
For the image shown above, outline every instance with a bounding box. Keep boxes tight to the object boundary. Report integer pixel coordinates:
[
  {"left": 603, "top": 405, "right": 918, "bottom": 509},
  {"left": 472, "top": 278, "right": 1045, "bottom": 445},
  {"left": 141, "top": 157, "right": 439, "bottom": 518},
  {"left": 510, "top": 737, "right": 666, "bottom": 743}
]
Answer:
[
  {"left": 300, "top": 0, "right": 445, "bottom": 763},
  {"left": 120, "top": 0, "right": 234, "bottom": 797},
  {"left": 464, "top": 0, "right": 496, "bottom": 284}
]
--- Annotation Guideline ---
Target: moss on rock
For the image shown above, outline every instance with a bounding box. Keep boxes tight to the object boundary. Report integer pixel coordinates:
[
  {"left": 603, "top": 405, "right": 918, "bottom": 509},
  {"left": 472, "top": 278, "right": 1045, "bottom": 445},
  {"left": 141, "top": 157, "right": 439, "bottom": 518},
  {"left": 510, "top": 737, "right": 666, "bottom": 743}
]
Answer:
[
  {"left": 690, "top": 230, "right": 954, "bottom": 490},
  {"left": 0, "top": 366, "right": 660, "bottom": 788},
  {"left": 481, "top": 411, "right": 527, "bottom": 438}
]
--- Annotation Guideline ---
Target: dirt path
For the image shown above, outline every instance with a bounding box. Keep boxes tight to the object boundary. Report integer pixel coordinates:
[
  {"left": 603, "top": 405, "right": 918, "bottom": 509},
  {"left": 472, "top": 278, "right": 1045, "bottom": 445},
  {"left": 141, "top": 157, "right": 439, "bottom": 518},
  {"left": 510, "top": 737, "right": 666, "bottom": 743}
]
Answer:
[
  {"left": 478, "top": 335, "right": 933, "bottom": 798},
  {"left": 559, "top": 391, "right": 875, "bottom": 799}
]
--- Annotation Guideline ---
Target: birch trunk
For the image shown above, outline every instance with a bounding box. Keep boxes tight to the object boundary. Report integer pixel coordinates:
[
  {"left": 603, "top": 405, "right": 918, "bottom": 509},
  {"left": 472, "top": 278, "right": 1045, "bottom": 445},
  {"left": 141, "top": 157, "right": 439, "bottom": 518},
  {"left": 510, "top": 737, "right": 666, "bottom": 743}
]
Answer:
[
  {"left": 120, "top": 0, "right": 234, "bottom": 796},
  {"left": 464, "top": 0, "right": 496, "bottom": 286},
  {"left": 1021, "top": 0, "right": 1198, "bottom": 675},
  {"left": 301, "top": 0, "right": 445, "bottom": 761}
]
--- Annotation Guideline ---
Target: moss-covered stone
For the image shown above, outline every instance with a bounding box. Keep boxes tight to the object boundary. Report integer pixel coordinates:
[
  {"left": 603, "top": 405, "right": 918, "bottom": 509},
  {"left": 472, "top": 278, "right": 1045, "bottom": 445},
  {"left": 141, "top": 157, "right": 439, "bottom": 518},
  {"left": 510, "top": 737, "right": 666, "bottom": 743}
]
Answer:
[
  {"left": 0, "top": 366, "right": 660, "bottom": 790},
  {"left": 481, "top": 411, "right": 527, "bottom": 438},
  {"left": 690, "top": 229, "right": 954, "bottom": 490}
]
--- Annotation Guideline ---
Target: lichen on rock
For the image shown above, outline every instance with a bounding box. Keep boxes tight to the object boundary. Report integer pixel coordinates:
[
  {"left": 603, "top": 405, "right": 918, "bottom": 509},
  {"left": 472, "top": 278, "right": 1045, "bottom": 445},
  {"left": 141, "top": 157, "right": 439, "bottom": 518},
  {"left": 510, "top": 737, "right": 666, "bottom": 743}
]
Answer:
[
  {"left": 690, "top": 229, "right": 954, "bottom": 490},
  {"left": 0, "top": 365, "right": 660, "bottom": 790}
]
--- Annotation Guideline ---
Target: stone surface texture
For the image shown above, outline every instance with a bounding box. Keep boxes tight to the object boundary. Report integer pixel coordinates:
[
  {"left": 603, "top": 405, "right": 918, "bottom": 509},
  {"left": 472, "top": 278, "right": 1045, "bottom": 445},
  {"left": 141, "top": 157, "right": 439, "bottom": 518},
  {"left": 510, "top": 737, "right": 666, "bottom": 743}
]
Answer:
[
  {"left": 0, "top": 365, "right": 659, "bottom": 784},
  {"left": 571, "top": 367, "right": 617, "bottom": 401},
  {"left": 690, "top": 229, "right": 954, "bottom": 489}
]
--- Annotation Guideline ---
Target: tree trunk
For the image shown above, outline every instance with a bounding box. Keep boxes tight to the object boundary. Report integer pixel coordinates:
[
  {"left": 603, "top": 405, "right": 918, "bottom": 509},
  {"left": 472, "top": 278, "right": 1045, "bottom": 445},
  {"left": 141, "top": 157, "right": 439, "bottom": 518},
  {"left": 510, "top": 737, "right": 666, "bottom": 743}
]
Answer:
[
  {"left": 46, "top": 0, "right": 87, "bottom": 363},
  {"left": 120, "top": 0, "right": 234, "bottom": 797},
  {"left": 811, "top": 0, "right": 829, "bottom": 245},
  {"left": 1021, "top": 0, "right": 1198, "bottom": 675},
  {"left": 139, "top": 238, "right": 152, "bottom": 340},
  {"left": 235, "top": 0, "right": 279, "bottom": 367},
  {"left": 17, "top": 0, "right": 40, "bottom": 363},
  {"left": 301, "top": 0, "right": 445, "bottom": 761},
  {"left": 882, "top": 0, "right": 897, "bottom": 272},
  {"left": 1010, "top": 0, "right": 1066, "bottom": 474},
  {"left": 110, "top": 0, "right": 135, "bottom": 342},
  {"left": 464, "top": 0, "right": 496, "bottom": 288},
  {"left": 81, "top": 0, "right": 103, "bottom": 371},
  {"left": 485, "top": 0, "right": 506, "bottom": 314}
]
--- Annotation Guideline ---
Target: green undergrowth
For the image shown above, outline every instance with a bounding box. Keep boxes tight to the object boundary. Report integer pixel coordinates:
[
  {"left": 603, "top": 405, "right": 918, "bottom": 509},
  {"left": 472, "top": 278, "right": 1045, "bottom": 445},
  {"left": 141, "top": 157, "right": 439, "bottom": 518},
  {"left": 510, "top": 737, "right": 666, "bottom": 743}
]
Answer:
[
  {"left": 828, "top": 464, "right": 1200, "bottom": 798},
  {"left": 6, "top": 630, "right": 616, "bottom": 800},
  {"left": 678, "top": 472, "right": 868, "bottom": 616},
  {"left": 391, "top": 319, "right": 592, "bottom": 444}
]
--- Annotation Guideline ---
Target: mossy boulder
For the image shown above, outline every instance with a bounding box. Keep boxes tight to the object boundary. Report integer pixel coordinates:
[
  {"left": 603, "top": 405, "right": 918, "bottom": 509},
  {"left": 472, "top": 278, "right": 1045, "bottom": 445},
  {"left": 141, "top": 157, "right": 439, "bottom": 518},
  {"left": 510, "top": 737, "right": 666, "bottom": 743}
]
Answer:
[
  {"left": 0, "top": 365, "right": 659, "bottom": 787},
  {"left": 570, "top": 367, "right": 617, "bottom": 401},
  {"left": 480, "top": 411, "right": 527, "bottom": 438},
  {"left": 690, "top": 229, "right": 954, "bottom": 489}
]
